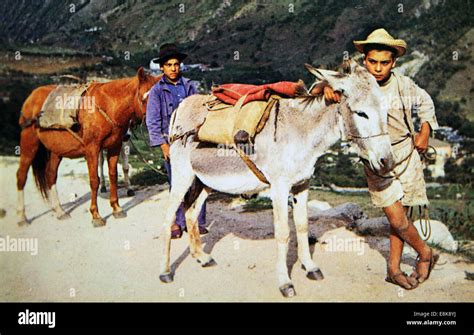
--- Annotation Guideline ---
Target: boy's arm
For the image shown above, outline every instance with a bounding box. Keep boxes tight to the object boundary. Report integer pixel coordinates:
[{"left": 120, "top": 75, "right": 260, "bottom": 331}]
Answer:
[
  {"left": 412, "top": 82, "right": 439, "bottom": 153},
  {"left": 145, "top": 87, "right": 169, "bottom": 159}
]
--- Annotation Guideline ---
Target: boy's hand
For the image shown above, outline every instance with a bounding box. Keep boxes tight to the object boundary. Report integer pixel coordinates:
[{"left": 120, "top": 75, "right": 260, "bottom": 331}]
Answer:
[
  {"left": 414, "top": 122, "right": 431, "bottom": 154},
  {"left": 323, "top": 86, "right": 341, "bottom": 103},
  {"left": 310, "top": 83, "right": 341, "bottom": 103},
  {"left": 160, "top": 143, "right": 170, "bottom": 161}
]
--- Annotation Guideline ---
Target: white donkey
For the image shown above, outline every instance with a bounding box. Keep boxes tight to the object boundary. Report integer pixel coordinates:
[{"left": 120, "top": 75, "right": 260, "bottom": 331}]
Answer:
[{"left": 159, "top": 60, "right": 394, "bottom": 297}]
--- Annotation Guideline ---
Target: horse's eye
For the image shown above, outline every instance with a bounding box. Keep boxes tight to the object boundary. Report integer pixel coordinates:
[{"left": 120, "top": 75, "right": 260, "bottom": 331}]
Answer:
[{"left": 355, "top": 111, "right": 369, "bottom": 119}]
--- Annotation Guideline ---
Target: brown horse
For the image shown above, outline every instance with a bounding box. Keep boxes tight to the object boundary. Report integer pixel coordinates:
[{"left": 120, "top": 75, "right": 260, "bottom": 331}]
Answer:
[{"left": 16, "top": 68, "right": 159, "bottom": 227}]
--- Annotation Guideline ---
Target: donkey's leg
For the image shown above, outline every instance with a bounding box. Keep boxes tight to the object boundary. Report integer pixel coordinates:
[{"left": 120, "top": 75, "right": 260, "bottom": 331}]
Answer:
[
  {"left": 85, "top": 145, "right": 105, "bottom": 227},
  {"left": 159, "top": 162, "right": 195, "bottom": 283},
  {"left": 120, "top": 141, "right": 134, "bottom": 196},
  {"left": 16, "top": 128, "right": 40, "bottom": 226},
  {"left": 293, "top": 189, "right": 324, "bottom": 281},
  {"left": 107, "top": 145, "right": 126, "bottom": 219},
  {"left": 271, "top": 183, "right": 295, "bottom": 297},
  {"left": 99, "top": 150, "right": 107, "bottom": 193},
  {"left": 46, "top": 152, "right": 70, "bottom": 220},
  {"left": 185, "top": 186, "right": 215, "bottom": 266}
]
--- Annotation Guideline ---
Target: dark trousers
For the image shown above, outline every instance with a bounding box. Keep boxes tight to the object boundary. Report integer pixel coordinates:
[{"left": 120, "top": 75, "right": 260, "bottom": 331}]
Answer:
[{"left": 164, "top": 160, "right": 206, "bottom": 228}]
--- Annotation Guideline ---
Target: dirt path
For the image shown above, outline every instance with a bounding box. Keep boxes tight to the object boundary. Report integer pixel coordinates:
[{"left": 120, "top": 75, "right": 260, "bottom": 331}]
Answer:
[{"left": 0, "top": 156, "right": 473, "bottom": 302}]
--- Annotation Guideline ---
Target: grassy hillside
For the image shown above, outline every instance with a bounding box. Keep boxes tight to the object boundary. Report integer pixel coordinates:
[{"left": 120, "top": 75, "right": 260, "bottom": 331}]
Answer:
[{"left": 0, "top": 0, "right": 472, "bottom": 150}]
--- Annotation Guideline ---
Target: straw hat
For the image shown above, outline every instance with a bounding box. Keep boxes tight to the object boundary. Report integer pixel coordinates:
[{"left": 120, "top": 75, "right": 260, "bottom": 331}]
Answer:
[{"left": 353, "top": 28, "right": 407, "bottom": 57}]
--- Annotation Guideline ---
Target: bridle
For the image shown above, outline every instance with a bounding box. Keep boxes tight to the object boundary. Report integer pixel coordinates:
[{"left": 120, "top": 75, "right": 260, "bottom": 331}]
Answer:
[
  {"left": 346, "top": 132, "right": 389, "bottom": 142},
  {"left": 134, "top": 87, "right": 150, "bottom": 124}
]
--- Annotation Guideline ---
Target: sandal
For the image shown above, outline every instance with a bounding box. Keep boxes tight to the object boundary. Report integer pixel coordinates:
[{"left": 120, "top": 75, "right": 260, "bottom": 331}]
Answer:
[
  {"left": 411, "top": 249, "right": 439, "bottom": 284},
  {"left": 171, "top": 223, "right": 183, "bottom": 239},
  {"left": 385, "top": 271, "right": 419, "bottom": 290}
]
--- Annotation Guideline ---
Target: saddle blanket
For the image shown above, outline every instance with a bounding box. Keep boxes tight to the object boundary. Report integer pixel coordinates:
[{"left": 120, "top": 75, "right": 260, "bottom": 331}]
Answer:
[
  {"left": 37, "top": 84, "right": 90, "bottom": 129},
  {"left": 211, "top": 80, "right": 305, "bottom": 106}
]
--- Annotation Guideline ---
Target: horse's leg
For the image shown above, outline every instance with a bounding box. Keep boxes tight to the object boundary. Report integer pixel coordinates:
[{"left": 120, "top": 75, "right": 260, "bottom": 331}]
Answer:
[
  {"left": 46, "top": 152, "right": 70, "bottom": 220},
  {"left": 99, "top": 150, "right": 107, "bottom": 193},
  {"left": 292, "top": 189, "right": 324, "bottom": 281},
  {"left": 271, "top": 182, "right": 295, "bottom": 297},
  {"left": 159, "top": 160, "right": 195, "bottom": 283},
  {"left": 120, "top": 141, "right": 134, "bottom": 196},
  {"left": 107, "top": 145, "right": 126, "bottom": 219},
  {"left": 85, "top": 145, "right": 105, "bottom": 227},
  {"left": 16, "top": 128, "right": 39, "bottom": 226},
  {"left": 185, "top": 185, "right": 215, "bottom": 266}
]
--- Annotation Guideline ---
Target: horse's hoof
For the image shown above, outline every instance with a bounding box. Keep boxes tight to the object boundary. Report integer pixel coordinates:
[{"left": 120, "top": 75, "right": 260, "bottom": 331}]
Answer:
[
  {"left": 126, "top": 189, "right": 135, "bottom": 197},
  {"left": 159, "top": 273, "right": 174, "bottom": 283},
  {"left": 92, "top": 217, "right": 106, "bottom": 227},
  {"left": 100, "top": 186, "right": 107, "bottom": 193},
  {"left": 57, "top": 212, "right": 71, "bottom": 220},
  {"left": 112, "top": 210, "right": 127, "bottom": 219},
  {"left": 198, "top": 258, "right": 217, "bottom": 268},
  {"left": 279, "top": 283, "right": 296, "bottom": 298},
  {"left": 307, "top": 268, "right": 324, "bottom": 281}
]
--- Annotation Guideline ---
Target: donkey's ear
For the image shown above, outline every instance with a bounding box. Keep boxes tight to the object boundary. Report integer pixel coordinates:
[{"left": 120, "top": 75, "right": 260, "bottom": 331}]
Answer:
[
  {"left": 137, "top": 67, "right": 147, "bottom": 82},
  {"left": 305, "top": 63, "right": 347, "bottom": 92},
  {"left": 342, "top": 58, "right": 362, "bottom": 74},
  {"left": 305, "top": 63, "right": 344, "bottom": 81}
]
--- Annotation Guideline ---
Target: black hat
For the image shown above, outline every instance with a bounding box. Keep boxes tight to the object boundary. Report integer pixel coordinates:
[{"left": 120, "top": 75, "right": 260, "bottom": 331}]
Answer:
[{"left": 157, "top": 43, "right": 188, "bottom": 65}]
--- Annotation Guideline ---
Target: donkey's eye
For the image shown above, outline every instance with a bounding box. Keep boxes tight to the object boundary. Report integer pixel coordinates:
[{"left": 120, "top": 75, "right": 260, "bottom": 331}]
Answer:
[{"left": 355, "top": 111, "right": 369, "bottom": 119}]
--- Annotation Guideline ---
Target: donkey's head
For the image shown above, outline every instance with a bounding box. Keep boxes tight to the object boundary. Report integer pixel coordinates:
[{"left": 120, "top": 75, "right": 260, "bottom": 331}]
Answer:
[
  {"left": 132, "top": 67, "right": 160, "bottom": 124},
  {"left": 305, "top": 59, "right": 394, "bottom": 174}
]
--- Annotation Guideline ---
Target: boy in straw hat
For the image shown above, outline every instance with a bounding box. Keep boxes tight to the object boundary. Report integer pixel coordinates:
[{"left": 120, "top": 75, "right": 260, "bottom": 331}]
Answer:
[{"left": 313, "top": 28, "right": 439, "bottom": 290}]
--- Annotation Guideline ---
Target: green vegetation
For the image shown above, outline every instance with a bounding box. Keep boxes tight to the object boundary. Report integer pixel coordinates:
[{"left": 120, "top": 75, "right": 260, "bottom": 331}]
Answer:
[
  {"left": 242, "top": 197, "right": 273, "bottom": 212},
  {"left": 312, "top": 150, "right": 368, "bottom": 188},
  {"left": 127, "top": 130, "right": 168, "bottom": 186}
]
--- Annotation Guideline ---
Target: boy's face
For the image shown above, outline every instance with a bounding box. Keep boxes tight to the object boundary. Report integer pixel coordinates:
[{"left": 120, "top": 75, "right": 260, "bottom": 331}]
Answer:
[
  {"left": 161, "top": 58, "right": 181, "bottom": 83},
  {"left": 364, "top": 50, "right": 396, "bottom": 84}
]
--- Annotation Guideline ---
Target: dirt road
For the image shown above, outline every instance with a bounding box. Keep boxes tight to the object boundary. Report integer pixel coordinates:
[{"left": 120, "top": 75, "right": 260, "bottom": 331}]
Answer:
[{"left": 1, "top": 156, "right": 472, "bottom": 301}]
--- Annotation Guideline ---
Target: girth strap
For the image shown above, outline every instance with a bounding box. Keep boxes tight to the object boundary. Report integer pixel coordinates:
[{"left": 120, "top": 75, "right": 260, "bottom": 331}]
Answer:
[
  {"left": 231, "top": 143, "right": 269, "bottom": 184},
  {"left": 66, "top": 128, "right": 85, "bottom": 146}
]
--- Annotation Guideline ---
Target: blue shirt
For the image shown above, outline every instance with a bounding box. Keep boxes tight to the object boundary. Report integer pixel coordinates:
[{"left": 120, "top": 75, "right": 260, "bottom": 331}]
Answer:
[
  {"left": 164, "top": 76, "right": 187, "bottom": 111},
  {"left": 145, "top": 75, "right": 196, "bottom": 146}
]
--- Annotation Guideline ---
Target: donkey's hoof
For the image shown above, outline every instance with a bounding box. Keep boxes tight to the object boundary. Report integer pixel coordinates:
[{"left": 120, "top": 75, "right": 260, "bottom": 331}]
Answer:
[
  {"left": 126, "top": 189, "right": 135, "bottom": 197},
  {"left": 307, "top": 268, "right": 324, "bottom": 281},
  {"left": 159, "top": 273, "right": 174, "bottom": 283},
  {"left": 100, "top": 186, "right": 107, "bottom": 193},
  {"left": 198, "top": 258, "right": 217, "bottom": 268},
  {"left": 17, "top": 219, "right": 30, "bottom": 227},
  {"left": 112, "top": 210, "right": 127, "bottom": 219},
  {"left": 57, "top": 212, "right": 71, "bottom": 220},
  {"left": 92, "top": 217, "right": 106, "bottom": 227},
  {"left": 279, "top": 283, "right": 296, "bottom": 298}
]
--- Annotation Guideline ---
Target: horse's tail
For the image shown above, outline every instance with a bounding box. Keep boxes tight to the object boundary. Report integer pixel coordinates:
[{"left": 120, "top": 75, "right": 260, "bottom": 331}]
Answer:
[{"left": 32, "top": 142, "right": 50, "bottom": 200}]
